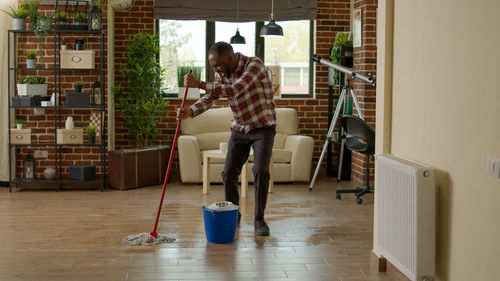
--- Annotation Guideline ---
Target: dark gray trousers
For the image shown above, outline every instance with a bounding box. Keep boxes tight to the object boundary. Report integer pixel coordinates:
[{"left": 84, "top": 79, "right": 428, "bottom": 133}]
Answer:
[{"left": 222, "top": 126, "right": 276, "bottom": 220}]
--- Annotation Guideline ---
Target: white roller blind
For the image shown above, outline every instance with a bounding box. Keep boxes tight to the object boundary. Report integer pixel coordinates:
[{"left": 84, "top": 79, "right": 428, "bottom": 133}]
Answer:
[{"left": 154, "top": 0, "right": 317, "bottom": 21}]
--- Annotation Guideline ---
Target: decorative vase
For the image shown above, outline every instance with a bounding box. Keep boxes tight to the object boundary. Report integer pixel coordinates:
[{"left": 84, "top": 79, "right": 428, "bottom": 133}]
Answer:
[
  {"left": 65, "top": 117, "right": 74, "bottom": 130},
  {"left": 26, "top": 59, "right": 36, "bottom": 69},
  {"left": 75, "top": 39, "right": 85, "bottom": 50},
  {"left": 89, "top": 135, "right": 96, "bottom": 145},
  {"left": 16, "top": 124, "right": 22, "bottom": 130},
  {"left": 43, "top": 168, "right": 56, "bottom": 180},
  {"left": 12, "top": 18, "right": 25, "bottom": 30},
  {"left": 50, "top": 92, "right": 58, "bottom": 106}
]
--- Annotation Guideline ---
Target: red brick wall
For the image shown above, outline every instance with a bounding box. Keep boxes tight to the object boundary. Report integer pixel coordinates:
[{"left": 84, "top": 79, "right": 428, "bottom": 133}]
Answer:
[
  {"left": 352, "top": 0, "right": 378, "bottom": 183},
  {"left": 15, "top": 3, "right": 108, "bottom": 179}
]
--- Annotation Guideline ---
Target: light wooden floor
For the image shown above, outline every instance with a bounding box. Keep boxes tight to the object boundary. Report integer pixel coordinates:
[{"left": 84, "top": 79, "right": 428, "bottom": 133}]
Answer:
[{"left": 0, "top": 173, "right": 393, "bottom": 281}]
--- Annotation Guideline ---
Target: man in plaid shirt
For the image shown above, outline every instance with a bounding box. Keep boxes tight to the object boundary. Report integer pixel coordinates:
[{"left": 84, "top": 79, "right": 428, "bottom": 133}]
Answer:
[{"left": 177, "top": 42, "right": 276, "bottom": 236}]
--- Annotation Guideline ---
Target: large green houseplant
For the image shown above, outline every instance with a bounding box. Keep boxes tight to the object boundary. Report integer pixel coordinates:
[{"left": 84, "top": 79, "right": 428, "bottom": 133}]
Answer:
[
  {"left": 110, "top": 32, "right": 170, "bottom": 190},
  {"left": 330, "top": 32, "right": 353, "bottom": 87},
  {"left": 113, "top": 32, "right": 168, "bottom": 148}
]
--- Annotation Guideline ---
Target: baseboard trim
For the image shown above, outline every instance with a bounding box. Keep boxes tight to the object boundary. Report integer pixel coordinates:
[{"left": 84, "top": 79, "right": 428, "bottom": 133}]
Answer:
[{"left": 373, "top": 252, "right": 411, "bottom": 281}]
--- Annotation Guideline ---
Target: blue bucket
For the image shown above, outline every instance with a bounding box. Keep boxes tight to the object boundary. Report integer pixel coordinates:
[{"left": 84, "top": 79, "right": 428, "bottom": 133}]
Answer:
[{"left": 202, "top": 205, "right": 239, "bottom": 244}]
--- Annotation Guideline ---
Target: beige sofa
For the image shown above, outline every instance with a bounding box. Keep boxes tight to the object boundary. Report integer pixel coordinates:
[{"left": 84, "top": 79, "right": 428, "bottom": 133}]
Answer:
[{"left": 178, "top": 107, "right": 314, "bottom": 183}]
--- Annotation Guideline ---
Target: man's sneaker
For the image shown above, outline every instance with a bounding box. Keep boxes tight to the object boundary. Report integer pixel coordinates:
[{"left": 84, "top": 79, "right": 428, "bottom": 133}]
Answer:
[{"left": 254, "top": 219, "right": 270, "bottom": 236}]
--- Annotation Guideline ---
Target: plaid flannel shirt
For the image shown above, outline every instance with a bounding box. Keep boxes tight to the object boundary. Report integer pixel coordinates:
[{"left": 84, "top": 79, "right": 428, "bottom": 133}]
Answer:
[{"left": 189, "top": 53, "right": 276, "bottom": 133}]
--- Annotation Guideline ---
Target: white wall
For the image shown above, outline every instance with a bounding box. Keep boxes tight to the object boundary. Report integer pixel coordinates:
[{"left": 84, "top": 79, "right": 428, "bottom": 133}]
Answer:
[
  {"left": 377, "top": 0, "right": 500, "bottom": 280},
  {"left": 0, "top": 0, "right": 17, "bottom": 182}
]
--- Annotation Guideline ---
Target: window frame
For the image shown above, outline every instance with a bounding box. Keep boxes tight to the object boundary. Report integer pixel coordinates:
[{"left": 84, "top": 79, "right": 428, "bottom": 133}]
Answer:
[{"left": 156, "top": 20, "right": 315, "bottom": 99}]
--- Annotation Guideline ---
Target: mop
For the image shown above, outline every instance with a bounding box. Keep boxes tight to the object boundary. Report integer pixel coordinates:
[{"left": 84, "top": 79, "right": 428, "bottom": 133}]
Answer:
[{"left": 123, "top": 70, "right": 192, "bottom": 246}]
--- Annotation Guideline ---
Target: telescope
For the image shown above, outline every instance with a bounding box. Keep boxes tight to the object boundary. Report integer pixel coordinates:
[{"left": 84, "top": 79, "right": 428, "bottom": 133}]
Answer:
[
  {"left": 308, "top": 54, "right": 376, "bottom": 192},
  {"left": 311, "top": 54, "right": 376, "bottom": 86}
]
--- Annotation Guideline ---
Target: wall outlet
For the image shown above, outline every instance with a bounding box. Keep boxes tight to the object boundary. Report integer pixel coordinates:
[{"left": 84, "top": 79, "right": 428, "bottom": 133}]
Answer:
[
  {"left": 487, "top": 155, "right": 500, "bottom": 179},
  {"left": 34, "top": 150, "right": 48, "bottom": 158}
]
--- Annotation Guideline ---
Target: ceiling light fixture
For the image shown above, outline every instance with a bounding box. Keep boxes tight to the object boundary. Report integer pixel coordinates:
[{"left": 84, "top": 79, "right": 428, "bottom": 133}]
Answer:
[
  {"left": 230, "top": 0, "right": 246, "bottom": 44},
  {"left": 260, "top": 0, "right": 283, "bottom": 37}
]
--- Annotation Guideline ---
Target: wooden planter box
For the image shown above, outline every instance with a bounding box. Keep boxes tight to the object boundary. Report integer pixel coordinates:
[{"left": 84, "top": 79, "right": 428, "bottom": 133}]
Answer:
[
  {"left": 108, "top": 145, "right": 170, "bottom": 190},
  {"left": 16, "top": 84, "right": 47, "bottom": 96}
]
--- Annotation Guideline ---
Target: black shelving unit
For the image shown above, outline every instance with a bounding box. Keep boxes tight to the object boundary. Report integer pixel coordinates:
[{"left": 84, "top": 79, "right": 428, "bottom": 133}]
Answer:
[{"left": 7, "top": 28, "right": 106, "bottom": 192}]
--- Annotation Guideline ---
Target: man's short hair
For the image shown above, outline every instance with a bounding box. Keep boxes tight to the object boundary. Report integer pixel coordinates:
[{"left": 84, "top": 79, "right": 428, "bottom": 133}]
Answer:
[{"left": 209, "top": 42, "right": 234, "bottom": 56}]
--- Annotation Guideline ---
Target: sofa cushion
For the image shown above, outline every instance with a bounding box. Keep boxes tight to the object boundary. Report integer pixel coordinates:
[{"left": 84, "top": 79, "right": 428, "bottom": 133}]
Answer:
[
  {"left": 275, "top": 108, "right": 298, "bottom": 135},
  {"left": 181, "top": 107, "right": 232, "bottom": 135},
  {"left": 202, "top": 148, "right": 292, "bottom": 165},
  {"left": 196, "top": 132, "right": 231, "bottom": 151}
]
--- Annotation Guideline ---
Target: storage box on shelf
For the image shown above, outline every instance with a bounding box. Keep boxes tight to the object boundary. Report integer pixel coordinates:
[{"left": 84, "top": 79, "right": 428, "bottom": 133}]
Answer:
[
  {"left": 57, "top": 129, "right": 83, "bottom": 144},
  {"left": 61, "top": 50, "right": 95, "bottom": 69},
  {"left": 66, "top": 92, "right": 91, "bottom": 107},
  {"left": 10, "top": 129, "right": 31, "bottom": 144},
  {"left": 12, "top": 96, "right": 42, "bottom": 107},
  {"left": 69, "top": 165, "right": 96, "bottom": 181}
]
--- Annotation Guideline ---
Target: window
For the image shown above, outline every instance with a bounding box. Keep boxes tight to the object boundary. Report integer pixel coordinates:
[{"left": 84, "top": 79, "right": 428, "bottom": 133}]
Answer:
[
  {"left": 264, "top": 20, "right": 311, "bottom": 96},
  {"left": 159, "top": 20, "right": 314, "bottom": 97},
  {"left": 159, "top": 20, "right": 206, "bottom": 95},
  {"left": 215, "top": 22, "right": 255, "bottom": 57}
]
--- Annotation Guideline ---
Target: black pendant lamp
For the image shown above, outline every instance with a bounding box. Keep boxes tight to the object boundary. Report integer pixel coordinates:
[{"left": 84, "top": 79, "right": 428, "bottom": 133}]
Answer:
[
  {"left": 230, "top": 0, "right": 246, "bottom": 44},
  {"left": 260, "top": 0, "right": 283, "bottom": 37}
]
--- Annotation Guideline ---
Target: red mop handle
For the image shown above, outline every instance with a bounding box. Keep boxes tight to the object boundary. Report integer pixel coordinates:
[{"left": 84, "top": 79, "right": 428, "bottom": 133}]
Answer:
[{"left": 150, "top": 70, "right": 192, "bottom": 238}]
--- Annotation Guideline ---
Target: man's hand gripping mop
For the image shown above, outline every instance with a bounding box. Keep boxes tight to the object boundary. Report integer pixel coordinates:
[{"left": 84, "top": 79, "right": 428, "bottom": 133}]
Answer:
[{"left": 122, "top": 70, "right": 192, "bottom": 246}]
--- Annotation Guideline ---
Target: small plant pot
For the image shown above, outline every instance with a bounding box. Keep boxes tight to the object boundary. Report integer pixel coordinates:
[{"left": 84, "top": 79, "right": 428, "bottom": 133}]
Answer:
[
  {"left": 89, "top": 136, "right": 96, "bottom": 145},
  {"left": 74, "top": 85, "right": 83, "bottom": 92},
  {"left": 26, "top": 59, "right": 36, "bottom": 69},
  {"left": 61, "top": 45, "right": 67, "bottom": 51},
  {"left": 12, "top": 18, "right": 25, "bottom": 31},
  {"left": 57, "top": 21, "right": 66, "bottom": 25},
  {"left": 75, "top": 21, "right": 84, "bottom": 26},
  {"left": 16, "top": 124, "right": 23, "bottom": 130}
]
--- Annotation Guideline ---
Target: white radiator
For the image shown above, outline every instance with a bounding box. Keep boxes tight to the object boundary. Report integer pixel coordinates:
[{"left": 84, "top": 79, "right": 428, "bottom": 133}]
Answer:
[{"left": 376, "top": 154, "right": 436, "bottom": 281}]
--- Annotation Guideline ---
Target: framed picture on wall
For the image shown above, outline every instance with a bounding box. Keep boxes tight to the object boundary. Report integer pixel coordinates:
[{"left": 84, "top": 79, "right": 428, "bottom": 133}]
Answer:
[{"left": 353, "top": 9, "right": 362, "bottom": 47}]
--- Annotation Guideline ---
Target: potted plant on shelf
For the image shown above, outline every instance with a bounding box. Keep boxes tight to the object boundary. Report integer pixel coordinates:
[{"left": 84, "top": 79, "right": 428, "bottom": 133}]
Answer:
[
  {"left": 17, "top": 75, "right": 47, "bottom": 96},
  {"left": 110, "top": 32, "right": 170, "bottom": 190},
  {"left": 25, "top": 0, "right": 41, "bottom": 30},
  {"left": 15, "top": 119, "right": 27, "bottom": 130},
  {"left": 84, "top": 125, "right": 97, "bottom": 144},
  {"left": 1, "top": 3, "right": 29, "bottom": 30},
  {"left": 34, "top": 14, "right": 52, "bottom": 68},
  {"left": 55, "top": 11, "right": 66, "bottom": 25},
  {"left": 26, "top": 50, "right": 37, "bottom": 69},
  {"left": 177, "top": 66, "right": 202, "bottom": 99},
  {"left": 61, "top": 40, "right": 67, "bottom": 50},
  {"left": 74, "top": 81, "right": 83, "bottom": 92},
  {"left": 74, "top": 12, "right": 86, "bottom": 26}
]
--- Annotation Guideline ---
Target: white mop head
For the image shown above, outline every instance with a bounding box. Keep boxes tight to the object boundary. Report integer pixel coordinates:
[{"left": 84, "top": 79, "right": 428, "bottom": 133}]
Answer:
[{"left": 122, "top": 232, "right": 175, "bottom": 246}]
